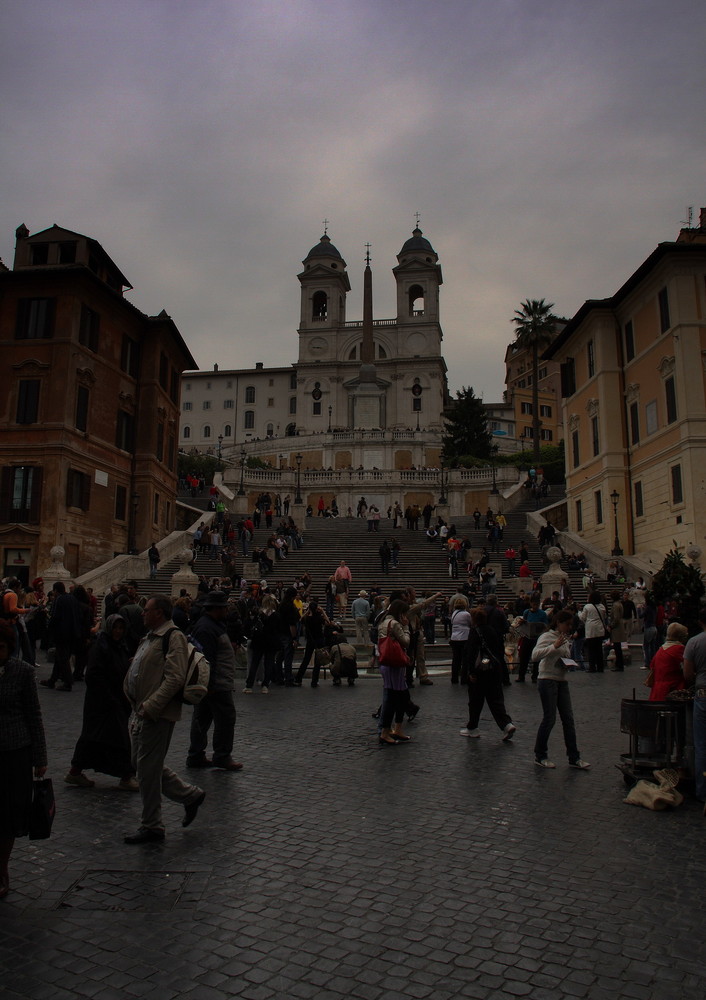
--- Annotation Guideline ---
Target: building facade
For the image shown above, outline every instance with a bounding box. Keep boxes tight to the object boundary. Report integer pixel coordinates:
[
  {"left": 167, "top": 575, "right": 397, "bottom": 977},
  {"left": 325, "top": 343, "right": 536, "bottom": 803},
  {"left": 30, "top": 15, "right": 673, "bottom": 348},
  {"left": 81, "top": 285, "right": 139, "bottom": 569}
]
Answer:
[
  {"left": 179, "top": 227, "right": 450, "bottom": 471},
  {"left": 545, "top": 212, "right": 706, "bottom": 565},
  {"left": 0, "top": 224, "right": 196, "bottom": 582},
  {"left": 503, "top": 335, "right": 564, "bottom": 450}
]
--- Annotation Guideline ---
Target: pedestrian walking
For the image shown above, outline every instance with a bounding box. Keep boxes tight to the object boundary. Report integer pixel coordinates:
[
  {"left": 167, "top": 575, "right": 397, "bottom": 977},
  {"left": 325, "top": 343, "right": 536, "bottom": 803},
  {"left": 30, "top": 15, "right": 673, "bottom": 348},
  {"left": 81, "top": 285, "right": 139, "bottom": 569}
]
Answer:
[{"left": 123, "top": 595, "right": 206, "bottom": 844}]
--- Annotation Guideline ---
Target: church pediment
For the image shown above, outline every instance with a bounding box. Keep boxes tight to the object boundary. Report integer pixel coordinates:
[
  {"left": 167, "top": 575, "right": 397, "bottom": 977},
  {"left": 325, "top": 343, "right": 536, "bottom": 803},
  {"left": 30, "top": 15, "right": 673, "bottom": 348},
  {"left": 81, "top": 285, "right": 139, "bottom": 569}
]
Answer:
[{"left": 343, "top": 372, "right": 391, "bottom": 390}]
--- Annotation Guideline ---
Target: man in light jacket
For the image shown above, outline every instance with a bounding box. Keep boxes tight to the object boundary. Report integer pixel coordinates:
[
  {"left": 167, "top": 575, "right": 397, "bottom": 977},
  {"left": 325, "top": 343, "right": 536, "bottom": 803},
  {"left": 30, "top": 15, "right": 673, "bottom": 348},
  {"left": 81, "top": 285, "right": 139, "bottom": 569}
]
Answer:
[{"left": 123, "top": 595, "right": 205, "bottom": 844}]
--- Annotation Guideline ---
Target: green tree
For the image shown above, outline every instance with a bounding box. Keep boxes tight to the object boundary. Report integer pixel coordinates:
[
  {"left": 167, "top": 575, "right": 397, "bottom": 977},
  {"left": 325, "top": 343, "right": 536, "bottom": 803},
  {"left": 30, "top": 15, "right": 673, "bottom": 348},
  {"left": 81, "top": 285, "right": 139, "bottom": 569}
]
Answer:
[
  {"left": 511, "top": 298, "right": 558, "bottom": 462},
  {"left": 442, "top": 386, "right": 492, "bottom": 464},
  {"left": 649, "top": 544, "right": 705, "bottom": 636}
]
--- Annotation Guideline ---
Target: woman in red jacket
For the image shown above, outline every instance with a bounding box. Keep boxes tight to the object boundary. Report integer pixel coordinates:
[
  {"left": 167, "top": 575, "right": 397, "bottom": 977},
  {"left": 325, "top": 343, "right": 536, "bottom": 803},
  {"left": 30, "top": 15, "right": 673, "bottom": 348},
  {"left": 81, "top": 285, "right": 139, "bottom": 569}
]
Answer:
[{"left": 649, "top": 622, "right": 688, "bottom": 701}]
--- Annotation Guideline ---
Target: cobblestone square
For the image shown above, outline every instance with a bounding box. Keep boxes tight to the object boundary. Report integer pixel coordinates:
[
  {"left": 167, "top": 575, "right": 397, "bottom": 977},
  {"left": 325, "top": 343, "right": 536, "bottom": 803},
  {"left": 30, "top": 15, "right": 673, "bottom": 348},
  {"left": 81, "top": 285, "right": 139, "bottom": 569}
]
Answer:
[{"left": 2, "top": 660, "right": 704, "bottom": 1000}]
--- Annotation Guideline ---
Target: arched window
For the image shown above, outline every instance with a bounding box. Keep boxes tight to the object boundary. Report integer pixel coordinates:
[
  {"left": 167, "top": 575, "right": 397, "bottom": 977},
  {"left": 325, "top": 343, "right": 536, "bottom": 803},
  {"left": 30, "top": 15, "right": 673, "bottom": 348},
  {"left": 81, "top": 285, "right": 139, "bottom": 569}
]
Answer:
[
  {"left": 312, "top": 291, "right": 328, "bottom": 321},
  {"left": 266, "top": 423, "right": 274, "bottom": 437},
  {"left": 285, "top": 422, "right": 296, "bottom": 436},
  {"left": 223, "top": 424, "right": 232, "bottom": 437},
  {"left": 408, "top": 284, "right": 424, "bottom": 316},
  {"left": 244, "top": 411, "right": 254, "bottom": 429},
  {"left": 245, "top": 385, "right": 255, "bottom": 404},
  {"left": 183, "top": 425, "right": 191, "bottom": 439},
  {"left": 203, "top": 425, "right": 211, "bottom": 439},
  {"left": 349, "top": 342, "right": 387, "bottom": 360}
]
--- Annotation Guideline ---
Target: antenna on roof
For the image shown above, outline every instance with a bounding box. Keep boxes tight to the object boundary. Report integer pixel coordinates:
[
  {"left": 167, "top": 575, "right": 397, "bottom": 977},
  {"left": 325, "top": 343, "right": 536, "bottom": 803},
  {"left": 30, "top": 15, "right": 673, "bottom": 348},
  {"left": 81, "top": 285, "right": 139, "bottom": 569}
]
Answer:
[{"left": 681, "top": 207, "right": 693, "bottom": 228}]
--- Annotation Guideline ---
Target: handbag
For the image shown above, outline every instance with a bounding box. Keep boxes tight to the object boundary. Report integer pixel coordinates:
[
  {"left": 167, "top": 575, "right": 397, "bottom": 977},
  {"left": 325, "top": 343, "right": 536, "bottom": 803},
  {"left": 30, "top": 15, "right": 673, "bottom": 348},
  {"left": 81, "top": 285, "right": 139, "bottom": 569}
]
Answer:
[
  {"left": 314, "top": 646, "right": 331, "bottom": 668},
  {"left": 472, "top": 628, "right": 502, "bottom": 672},
  {"left": 644, "top": 668, "right": 655, "bottom": 688},
  {"left": 378, "top": 622, "right": 410, "bottom": 669},
  {"left": 28, "top": 778, "right": 56, "bottom": 840}
]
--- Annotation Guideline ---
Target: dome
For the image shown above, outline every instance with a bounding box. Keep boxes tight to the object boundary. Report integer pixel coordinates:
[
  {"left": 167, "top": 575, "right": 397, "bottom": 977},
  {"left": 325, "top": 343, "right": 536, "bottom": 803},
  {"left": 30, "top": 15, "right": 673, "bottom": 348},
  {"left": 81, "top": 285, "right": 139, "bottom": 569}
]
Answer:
[
  {"left": 303, "top": 233, "right": 345, "bottom": 265},
  {"left": 399, "top": 226, "right": 436, "bottom": 256}
]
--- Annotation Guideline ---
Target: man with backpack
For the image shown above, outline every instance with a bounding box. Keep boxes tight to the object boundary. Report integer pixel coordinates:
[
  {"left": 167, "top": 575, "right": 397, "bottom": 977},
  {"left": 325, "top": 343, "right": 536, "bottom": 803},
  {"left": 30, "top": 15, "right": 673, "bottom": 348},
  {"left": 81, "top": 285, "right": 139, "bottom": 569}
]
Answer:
[
  {"left": 186, "top": 591, "right": 242, "bottom": 772},
  {"left": 123, "top": 595, "right": 205, "bottom": 844}
]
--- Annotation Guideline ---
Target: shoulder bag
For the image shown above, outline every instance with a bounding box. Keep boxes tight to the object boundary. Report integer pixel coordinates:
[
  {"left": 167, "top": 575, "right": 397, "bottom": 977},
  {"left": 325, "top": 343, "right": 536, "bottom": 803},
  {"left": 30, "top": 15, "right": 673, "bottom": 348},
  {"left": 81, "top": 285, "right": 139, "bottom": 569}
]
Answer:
[{"left": 378, "top": 622, "right": 410, "bottom": 669}]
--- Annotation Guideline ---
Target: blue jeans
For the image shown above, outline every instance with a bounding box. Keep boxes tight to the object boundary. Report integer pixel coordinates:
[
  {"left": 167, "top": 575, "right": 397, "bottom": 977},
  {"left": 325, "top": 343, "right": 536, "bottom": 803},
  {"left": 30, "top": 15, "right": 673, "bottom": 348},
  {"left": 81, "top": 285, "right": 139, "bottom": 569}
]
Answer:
[
  {"left": 534, "top": 679, "right": 580, "bottom": 763},
  {"left": 694, "top": 697, "right": 706, "bottom": 801}
]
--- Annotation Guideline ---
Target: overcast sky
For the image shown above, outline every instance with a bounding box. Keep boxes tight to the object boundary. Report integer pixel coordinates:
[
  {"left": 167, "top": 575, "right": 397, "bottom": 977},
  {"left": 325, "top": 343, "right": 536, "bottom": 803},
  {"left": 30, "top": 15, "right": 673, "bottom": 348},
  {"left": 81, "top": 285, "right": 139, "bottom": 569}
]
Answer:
[{"left": 2, "top": 0, "right": 704, "bottom": 401}]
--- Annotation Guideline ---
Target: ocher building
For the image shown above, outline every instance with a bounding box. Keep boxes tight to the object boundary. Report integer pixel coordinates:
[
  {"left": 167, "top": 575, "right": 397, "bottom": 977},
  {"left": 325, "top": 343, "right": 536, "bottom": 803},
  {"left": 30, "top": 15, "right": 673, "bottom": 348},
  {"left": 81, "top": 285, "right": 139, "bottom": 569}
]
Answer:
[
  {"left": 545, "top": 211, "right": 706, "bottom": 567},
  {"left": 0, "top": 224, "right": 196, "bottom": 582}
]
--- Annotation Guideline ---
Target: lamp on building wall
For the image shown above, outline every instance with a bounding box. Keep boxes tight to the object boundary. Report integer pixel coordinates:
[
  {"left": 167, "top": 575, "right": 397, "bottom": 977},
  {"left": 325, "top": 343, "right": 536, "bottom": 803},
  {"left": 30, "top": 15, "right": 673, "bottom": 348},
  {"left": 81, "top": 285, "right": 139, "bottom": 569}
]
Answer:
[
  {"left": 237, "top": 449, "right": 247, "bottom": 497},
  {"left": 294, "top": 452, "right": 303, "bottom": 504},
  {"left": 129, "top": 491, "right": 140, "bottom": 555},
  {"left": 490, "top": 444, "right": 499, "bottom": 495},
  {"left": 610, "top": 489, "right": 623, "bottom": 557}
]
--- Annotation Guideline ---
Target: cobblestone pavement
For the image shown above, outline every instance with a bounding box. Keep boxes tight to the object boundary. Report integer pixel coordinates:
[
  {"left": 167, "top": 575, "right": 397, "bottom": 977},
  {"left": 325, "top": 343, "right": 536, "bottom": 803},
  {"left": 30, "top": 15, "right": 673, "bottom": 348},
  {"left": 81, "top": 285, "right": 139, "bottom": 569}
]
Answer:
[{"left": 2, "top": 654, "right": 704, "bottom": 1000}]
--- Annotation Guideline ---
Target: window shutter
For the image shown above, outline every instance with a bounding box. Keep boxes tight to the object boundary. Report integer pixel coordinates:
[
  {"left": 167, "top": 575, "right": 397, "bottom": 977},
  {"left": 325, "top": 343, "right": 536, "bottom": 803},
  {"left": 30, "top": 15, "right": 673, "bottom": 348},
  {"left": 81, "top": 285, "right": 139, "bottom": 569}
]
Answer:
[
  {"left": 81, "top": 472, "right": 91, "bottom": 512},
  {"left": 28, "top": 467, "right": 43, "bottom": 523},
  {"left": 0, "top": 467, "right": 13, "bottom": 522}
]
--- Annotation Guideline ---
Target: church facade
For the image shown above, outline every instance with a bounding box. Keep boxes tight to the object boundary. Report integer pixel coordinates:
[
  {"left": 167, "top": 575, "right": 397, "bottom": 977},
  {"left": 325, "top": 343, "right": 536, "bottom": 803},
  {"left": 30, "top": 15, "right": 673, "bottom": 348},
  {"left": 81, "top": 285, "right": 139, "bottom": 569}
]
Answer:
[{"left": 179, "top": 226, "right": 450, "bottom": 472}]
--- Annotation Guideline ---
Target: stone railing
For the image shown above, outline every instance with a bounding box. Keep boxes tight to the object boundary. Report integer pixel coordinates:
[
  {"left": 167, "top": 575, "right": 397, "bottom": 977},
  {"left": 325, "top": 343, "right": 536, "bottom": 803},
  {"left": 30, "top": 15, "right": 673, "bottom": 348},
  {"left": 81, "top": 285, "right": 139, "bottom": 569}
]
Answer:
[{"left": 74, "top": 510, "right": 214, "bottom": 600}]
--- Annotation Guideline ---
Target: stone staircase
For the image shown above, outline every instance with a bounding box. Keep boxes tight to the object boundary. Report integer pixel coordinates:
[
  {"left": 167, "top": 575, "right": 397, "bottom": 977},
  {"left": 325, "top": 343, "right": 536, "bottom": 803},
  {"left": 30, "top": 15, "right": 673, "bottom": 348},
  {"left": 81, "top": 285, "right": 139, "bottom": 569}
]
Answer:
[{"left": 132, "top": 485, "right": 633, "bottom": 671}]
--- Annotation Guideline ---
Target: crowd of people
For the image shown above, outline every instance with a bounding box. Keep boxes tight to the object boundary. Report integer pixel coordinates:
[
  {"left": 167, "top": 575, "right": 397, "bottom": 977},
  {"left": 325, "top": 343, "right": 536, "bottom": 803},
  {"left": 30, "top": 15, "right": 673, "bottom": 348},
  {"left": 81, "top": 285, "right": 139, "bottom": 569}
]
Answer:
[{"left": 3, "top": 501, "right": 706, "bottom": 895}]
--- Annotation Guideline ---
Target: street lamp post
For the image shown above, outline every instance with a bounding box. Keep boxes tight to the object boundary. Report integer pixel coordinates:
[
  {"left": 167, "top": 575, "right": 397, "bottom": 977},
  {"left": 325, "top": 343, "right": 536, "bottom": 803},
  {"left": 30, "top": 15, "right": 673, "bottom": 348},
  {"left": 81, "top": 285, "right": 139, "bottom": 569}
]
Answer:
[
  {"left": 237, "top": 448, "right": 246, "bottom": 497},
  {"left": 294, "top": 452, "right": 303, "bottom": 504},
  {"left": 438, "top": 459, "right": 447, "bottom": 505},
  {"left": 217, "top": 434, "right": 223, "bottom": 461},
  {"left": 610, "top": 489, "right": 623, "bottom": 557},
  {"left": 490, "top": 444, "right": 499, "bottom": 495},
  {"left": 328, "top": 405, "right": 332, "bottom": 432}
]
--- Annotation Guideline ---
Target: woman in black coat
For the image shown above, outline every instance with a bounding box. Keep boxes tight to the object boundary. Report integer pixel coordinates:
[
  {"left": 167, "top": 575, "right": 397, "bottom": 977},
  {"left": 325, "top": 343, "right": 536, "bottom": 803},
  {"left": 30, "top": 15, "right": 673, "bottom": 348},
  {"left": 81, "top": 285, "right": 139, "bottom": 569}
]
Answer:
[
  {"left": 460, "top": 608, "right": 516, "bottom": 741},
  {"left": 65, "top": 615, "right": 136, "bottom": 789}
]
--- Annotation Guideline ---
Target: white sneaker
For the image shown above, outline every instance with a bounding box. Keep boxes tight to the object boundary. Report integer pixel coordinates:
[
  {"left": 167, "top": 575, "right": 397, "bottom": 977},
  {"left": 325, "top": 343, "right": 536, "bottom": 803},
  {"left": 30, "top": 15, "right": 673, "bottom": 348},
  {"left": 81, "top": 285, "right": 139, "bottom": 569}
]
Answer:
[
  {"left": 502, "top": 724, "right": 516, "bottom": 742},
  {"left": 569, "top": 759, "right": 591, "bottom": 769},
  {"left": 460, "top": 728, "right": 480, "bottom": 738},
  {"left": 261, "top": 686, "right": 269, "bottom": 694},
  {"left": 242, "top": 687, "right": 252, "bottom": 694},
  {"left": 535, "top": 758, "right": 556, "bottom": 768}
]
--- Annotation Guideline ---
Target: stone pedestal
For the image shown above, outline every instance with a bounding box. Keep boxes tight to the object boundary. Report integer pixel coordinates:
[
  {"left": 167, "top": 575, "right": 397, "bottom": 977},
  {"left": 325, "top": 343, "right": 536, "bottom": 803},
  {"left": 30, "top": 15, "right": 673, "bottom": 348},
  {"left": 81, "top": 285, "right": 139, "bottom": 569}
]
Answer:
[
  {"left": 240, "top": 561, "right": 261, "bottom": 586},
  {"left": 42, "top": 545, "right": 73, "bottom": 589},
  {"left": 170, "top": 548, "right": 200, "bottom": 599},
  {"left": 540, "top": 545, "right": 569, "bottom": 594}
]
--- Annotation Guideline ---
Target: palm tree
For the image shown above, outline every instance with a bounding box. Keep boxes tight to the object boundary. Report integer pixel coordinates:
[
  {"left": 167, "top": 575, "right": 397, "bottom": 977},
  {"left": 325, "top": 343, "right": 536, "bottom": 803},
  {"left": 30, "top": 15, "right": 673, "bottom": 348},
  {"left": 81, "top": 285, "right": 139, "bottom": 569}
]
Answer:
[{"left": 511, "top": 298, "right": 558, "bottom": 462}]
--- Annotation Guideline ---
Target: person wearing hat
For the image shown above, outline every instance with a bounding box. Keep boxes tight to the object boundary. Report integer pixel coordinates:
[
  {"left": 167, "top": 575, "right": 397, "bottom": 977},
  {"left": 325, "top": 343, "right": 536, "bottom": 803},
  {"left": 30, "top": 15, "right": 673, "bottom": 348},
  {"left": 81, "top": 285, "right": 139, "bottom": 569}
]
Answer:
[
  {"left": 186, "top": 591, "right": 242, "bottom": 772},
  {"left": 350, "top": 590, "right": 371, "bottom": 646}
]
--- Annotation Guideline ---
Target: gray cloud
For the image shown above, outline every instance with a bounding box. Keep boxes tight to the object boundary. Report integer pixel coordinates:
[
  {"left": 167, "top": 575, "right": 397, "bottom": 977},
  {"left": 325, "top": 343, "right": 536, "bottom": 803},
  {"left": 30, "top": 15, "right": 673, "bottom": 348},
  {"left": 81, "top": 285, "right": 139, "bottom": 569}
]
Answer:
[{"left": 2, "top": 0, "right": 704, "bottom": 398}]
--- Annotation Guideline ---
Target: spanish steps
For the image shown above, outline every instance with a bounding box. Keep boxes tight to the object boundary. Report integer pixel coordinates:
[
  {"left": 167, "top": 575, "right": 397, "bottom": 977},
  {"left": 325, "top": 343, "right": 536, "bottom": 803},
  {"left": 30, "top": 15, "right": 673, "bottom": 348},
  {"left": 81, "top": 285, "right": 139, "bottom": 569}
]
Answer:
[{"left": 130, "top": 485, "right": 623, "bottom": 672}]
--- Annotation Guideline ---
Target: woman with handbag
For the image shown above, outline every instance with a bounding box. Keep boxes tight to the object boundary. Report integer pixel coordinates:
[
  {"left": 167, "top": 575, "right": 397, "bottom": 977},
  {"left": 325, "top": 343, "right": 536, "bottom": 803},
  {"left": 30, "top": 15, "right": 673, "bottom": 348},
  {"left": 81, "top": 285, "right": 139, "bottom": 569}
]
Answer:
[
  {"left": 0, "top": 620, "right": 48, "bottom": 899},
  {"left": 378, "top": 600, "right": 413, "bottom": 745},
  {"left": 579, "top": 591, "right": 608, "bottom": 673},
  {"left": 460, "top": 609, "right": 515, "bottom": 740}
]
